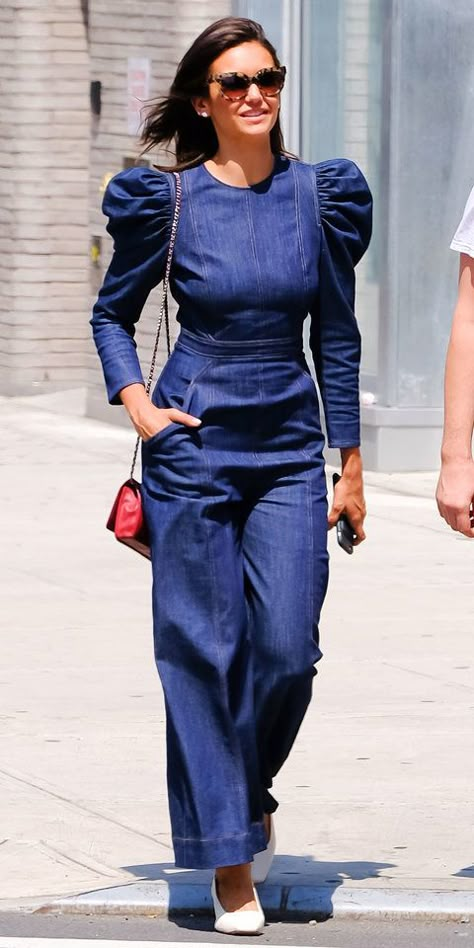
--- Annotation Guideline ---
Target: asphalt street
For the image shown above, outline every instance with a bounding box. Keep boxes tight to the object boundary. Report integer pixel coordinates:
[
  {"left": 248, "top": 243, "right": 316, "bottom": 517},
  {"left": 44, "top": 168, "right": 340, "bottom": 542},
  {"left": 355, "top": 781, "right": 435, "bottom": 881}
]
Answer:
[{"left": 0, "top": 915, "right": 473, "bottom": 947}]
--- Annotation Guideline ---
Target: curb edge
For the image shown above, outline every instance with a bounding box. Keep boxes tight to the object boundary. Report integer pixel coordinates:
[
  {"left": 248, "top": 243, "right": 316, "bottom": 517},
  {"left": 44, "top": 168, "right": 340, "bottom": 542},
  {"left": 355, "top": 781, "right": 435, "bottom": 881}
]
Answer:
[{"left": 29, "top": 883, "right": 474, "bottom": 923}]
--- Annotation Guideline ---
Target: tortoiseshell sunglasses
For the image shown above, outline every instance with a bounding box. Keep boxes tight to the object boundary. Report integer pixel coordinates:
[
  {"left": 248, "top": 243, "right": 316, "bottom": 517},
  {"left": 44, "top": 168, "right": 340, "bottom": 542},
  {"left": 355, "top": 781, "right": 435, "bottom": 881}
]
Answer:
[{"left": 207, "top": 66, "right": 286, "bottom": 101}]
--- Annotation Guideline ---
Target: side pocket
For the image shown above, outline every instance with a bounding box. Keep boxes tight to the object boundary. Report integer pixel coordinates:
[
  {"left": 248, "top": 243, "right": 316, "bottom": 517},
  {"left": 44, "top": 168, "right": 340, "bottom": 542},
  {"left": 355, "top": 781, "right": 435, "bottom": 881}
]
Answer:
[
  {"left": 142, "top": 421, "right": 181, "bottom": 452},
  {"left": 144, "top": 353, "right": 214, "bottom": 456}
]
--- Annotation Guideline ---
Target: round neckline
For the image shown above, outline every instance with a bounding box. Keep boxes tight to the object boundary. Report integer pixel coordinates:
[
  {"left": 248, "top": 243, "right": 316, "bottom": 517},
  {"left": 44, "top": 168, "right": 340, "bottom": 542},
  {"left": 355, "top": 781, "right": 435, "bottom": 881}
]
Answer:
[{"left": 201, "top": 155, "right": 282, "bottom": 190}]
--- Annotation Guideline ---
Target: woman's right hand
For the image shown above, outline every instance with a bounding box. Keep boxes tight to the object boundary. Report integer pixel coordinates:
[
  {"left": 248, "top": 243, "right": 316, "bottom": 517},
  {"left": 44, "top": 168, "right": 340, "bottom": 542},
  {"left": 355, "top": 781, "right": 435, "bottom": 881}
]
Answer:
[
  {"left": 136, "top": 405, "right": 202, "bottom": 442},
  {"left": 118, "top": 383, "right": 201, "bottom": 441}
]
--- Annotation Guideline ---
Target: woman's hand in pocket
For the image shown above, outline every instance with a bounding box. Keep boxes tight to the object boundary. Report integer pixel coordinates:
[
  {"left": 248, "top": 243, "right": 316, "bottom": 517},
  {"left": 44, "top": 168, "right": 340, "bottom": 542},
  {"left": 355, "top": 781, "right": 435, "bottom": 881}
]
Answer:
[
  {"left": 137, "top": 406, "right": 202, "bottom": 442},
  {"left": 118, "top": 383, "right": 201, "bottom": 441}
]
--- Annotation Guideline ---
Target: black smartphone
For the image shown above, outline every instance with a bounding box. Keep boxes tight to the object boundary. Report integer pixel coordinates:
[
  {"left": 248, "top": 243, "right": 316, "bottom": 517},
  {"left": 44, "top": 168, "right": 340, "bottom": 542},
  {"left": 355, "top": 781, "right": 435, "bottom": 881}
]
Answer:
[{"left": 332, "top": 473, "right": 356, "bottom": 555}]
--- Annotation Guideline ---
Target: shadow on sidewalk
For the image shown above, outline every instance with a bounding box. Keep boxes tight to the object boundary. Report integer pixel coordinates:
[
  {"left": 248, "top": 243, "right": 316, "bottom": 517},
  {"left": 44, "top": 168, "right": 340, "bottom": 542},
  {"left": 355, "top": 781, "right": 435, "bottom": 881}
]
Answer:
[
  {"left": 119, "top": 853, "right": 396, "bottom": 928},
  {"left": 454, "top": 866, "right": 474, "bottom": 878},
  {"left": 124, "top": 853, "right": 396, "bottom": 886}
]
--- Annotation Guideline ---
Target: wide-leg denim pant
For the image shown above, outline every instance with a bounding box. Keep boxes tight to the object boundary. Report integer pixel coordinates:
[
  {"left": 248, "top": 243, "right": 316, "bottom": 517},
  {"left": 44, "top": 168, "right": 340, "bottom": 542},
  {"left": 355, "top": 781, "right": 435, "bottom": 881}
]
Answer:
[{"left": 142, "top": 329, "right": 329, "bottom": 869}]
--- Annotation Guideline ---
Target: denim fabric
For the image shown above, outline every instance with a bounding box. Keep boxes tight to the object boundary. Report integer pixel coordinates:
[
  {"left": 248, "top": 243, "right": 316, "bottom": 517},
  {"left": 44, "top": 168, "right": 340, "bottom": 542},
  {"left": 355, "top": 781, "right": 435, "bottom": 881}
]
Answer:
[
  {"left": 91, "top": 156, "right": 372, "bottom": 447},
  {"left": 90, "top": 156, "right": 372, "bottom": 870},
  {"left": 141, "top": 331, "right": 329, "bottom": 868}
]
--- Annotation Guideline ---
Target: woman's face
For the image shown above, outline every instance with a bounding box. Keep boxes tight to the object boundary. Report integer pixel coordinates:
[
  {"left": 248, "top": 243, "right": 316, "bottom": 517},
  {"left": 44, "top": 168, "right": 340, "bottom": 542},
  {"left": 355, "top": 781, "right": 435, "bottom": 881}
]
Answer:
[{"left": 194, "top": 41, "right": 282, "bottom": 147}]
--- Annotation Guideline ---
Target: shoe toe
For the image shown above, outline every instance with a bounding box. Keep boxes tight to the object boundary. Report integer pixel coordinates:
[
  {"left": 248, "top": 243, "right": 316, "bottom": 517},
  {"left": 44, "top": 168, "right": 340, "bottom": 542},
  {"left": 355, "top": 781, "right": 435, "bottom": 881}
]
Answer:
[
  {"left": 212, "top": 877, "right": 265, "bottom": 935},
  {"left": 214, "top": 910, "right": 265, "bottom": 935}
]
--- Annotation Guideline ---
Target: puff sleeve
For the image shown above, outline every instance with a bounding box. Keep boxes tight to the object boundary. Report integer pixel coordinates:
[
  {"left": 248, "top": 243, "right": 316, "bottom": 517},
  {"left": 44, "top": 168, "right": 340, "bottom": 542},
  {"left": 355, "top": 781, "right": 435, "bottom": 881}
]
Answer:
[
  {"left": 310, "top": 159, "right": 372, "bottom": 448},
  {"left": 90, "top": 166, "right": 173, "bottom": 404}
]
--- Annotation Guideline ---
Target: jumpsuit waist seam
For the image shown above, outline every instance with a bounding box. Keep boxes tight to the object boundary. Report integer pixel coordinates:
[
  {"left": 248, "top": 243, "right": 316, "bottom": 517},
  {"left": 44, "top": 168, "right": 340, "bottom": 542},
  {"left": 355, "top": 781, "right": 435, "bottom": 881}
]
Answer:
[{"left": 176, "top": 328, "right": 303, "bottom": 360}]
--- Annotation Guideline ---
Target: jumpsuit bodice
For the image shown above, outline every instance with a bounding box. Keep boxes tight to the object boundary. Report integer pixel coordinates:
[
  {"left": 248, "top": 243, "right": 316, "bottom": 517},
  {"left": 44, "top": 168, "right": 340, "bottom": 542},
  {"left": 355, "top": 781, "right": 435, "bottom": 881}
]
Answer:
[
  {"left": 91, "top": 154, "right": 372, "bottom": 448},
  {"left": 171, "top": 157, "right": 319, "bottom": 341}
]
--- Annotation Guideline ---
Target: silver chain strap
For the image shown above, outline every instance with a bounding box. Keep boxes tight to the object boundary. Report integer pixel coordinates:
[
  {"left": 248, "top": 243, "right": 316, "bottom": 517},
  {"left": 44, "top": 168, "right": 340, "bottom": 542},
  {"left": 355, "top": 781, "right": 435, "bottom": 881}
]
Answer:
[{"left": 130, "top": 171, "right": 182, "bottom": 479}]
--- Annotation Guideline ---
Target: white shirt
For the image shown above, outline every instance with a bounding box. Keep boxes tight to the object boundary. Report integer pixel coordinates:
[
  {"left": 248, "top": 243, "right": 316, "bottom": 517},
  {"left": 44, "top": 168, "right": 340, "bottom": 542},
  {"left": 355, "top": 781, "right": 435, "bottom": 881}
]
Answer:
[{"left": 451, "top": 186, "right": 474, "bottom": 257}]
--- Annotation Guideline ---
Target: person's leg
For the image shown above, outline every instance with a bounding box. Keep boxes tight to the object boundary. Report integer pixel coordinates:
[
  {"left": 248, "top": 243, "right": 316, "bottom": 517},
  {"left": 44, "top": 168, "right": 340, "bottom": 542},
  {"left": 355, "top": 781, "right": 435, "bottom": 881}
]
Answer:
[
  {"left": 142, "top": 432, "right": 266, "bottom": 870},
  {"left": 242, "top": 458, "right": 329, "bottom": 813}
]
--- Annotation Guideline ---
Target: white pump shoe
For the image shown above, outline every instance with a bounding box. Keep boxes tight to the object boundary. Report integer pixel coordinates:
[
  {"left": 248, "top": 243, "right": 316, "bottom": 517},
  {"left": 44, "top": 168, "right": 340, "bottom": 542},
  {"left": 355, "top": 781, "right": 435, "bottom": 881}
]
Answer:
[
  {"left": 211, "top": 876, "right": 265, "bottom": 935},
  {"left": 252, "top": 815, "right": 276, "bottom": 884}
]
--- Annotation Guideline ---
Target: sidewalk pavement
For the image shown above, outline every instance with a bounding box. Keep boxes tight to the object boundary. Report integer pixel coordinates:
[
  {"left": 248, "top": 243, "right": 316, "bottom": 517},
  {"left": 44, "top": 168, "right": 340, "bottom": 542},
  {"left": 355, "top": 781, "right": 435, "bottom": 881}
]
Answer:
[{"left": 1, "top": 392, "right": 473, "bottom": 921}]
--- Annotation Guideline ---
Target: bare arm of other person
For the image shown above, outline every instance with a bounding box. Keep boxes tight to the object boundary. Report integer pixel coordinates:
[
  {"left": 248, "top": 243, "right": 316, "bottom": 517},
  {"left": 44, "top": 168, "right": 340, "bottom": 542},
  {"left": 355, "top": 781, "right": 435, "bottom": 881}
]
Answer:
[{"left": 436, "top": 253, "right": 474, "bottom": 537}]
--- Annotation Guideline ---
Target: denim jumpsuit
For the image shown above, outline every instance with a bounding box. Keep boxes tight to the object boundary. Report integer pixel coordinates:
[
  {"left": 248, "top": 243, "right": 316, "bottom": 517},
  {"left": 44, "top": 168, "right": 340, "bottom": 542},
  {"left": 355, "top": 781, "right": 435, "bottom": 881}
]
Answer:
[{"left": 91, "top": 155, "right": 372, "bottom": 869}]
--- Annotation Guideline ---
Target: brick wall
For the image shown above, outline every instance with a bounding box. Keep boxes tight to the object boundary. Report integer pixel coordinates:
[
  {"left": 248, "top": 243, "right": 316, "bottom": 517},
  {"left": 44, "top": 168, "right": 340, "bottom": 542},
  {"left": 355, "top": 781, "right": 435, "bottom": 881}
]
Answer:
[
  {"left": 87, "top": 0, "right": 231, "bottom": 425},
  {"left": 0, "top": 0, "right": 89, "bottom": 397}
]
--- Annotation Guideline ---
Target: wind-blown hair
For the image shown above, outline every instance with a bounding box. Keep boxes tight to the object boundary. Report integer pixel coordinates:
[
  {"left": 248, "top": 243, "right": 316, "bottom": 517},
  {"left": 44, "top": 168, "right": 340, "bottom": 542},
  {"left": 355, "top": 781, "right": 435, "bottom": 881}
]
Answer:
[{"left": 139, "top": 16, "right": 286, "bottom": 171}]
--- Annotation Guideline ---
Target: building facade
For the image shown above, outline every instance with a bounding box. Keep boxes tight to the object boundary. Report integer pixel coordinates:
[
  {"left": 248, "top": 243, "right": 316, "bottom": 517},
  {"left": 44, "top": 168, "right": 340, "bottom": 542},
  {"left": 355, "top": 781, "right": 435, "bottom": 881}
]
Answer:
[
  {"left": 0, "top": 0, "right": 90, "bottom": 398},
  {"left": 237, "top": 0, "right": 474, "bottom": 469},
  {"left": 1, "top": 0, "right": 473, "bottom": 469}
]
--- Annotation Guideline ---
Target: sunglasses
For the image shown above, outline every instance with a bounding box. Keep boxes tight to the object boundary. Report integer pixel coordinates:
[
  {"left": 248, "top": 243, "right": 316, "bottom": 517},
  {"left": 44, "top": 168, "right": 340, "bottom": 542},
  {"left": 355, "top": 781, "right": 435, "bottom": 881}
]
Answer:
[{"left": 207, "top": 66, "right": 286, "bottom": 101}]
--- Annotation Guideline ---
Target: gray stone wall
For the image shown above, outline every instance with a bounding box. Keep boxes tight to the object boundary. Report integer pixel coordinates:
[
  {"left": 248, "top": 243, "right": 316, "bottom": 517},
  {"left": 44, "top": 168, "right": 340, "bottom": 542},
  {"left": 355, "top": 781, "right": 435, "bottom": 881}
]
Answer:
[
  {"left": 87, "top": 0, "right": 231, "bottom": 425},
  {"left": 0, "top": 0, "right": 90, "bottom": 397}
]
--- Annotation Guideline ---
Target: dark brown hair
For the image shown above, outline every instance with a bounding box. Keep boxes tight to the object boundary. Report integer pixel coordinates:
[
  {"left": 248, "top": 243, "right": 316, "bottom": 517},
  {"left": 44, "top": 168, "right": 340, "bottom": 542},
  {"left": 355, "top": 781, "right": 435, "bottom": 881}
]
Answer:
[{"left": 139, "top": 16, "right": 286, "bottom": 171}]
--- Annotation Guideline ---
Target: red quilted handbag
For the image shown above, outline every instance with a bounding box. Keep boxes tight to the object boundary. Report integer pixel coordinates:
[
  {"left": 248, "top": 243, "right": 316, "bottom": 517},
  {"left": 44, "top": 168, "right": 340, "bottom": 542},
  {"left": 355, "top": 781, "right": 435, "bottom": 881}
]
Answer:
[
  {"left": 106, "top": 172, "right": 181, "bottom": 559},
  {"left": 107, "top": 477, "right": 151, "bottom": 559}
]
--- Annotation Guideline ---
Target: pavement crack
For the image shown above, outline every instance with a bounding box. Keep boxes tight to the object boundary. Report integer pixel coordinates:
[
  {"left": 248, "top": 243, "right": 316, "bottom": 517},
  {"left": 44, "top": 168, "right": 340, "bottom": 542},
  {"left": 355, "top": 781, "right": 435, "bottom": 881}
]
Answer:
[
  {"left": 2, "top": 564, "right": 85, "bottom": 595},
  {"left": 381, "top": 661, "right": 474, "bottom": 693},
  {"left": 39, "top": 841, "right": 120, "bottom": 878},
  {"left": 368, "top": 511, "right": 449, "bottom": 537},
  {"left": 0, "top": 767, "right": 172, "bottom": 852}
]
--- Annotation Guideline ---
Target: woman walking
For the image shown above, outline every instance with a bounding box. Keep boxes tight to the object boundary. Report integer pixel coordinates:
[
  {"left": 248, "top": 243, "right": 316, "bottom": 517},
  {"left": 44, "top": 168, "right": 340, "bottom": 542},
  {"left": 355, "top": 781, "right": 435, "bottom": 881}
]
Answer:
[{"left": 91, "top": 16, "right": 372, "bottom": 935}]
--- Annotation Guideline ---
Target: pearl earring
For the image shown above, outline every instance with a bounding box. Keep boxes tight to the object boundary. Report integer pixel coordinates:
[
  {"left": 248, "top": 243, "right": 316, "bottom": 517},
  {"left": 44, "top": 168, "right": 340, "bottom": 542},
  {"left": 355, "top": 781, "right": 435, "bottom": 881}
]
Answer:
[{"left": 200, "top": 111, "right": 209, "bottom": 118}]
